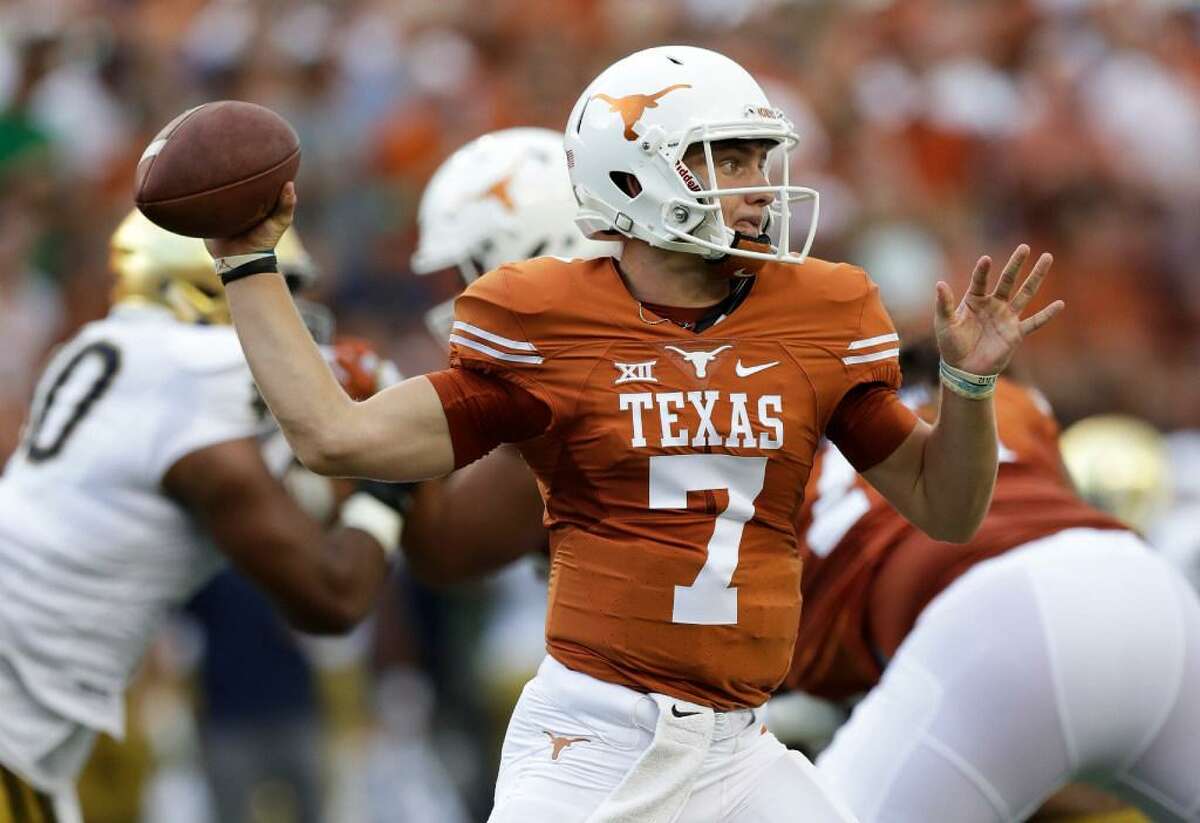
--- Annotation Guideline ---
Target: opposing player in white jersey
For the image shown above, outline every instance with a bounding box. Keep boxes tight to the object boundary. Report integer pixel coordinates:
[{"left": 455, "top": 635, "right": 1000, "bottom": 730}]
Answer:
[
  {"left": 401, "top": 128, "right": 618, "bottom": 583},
  {"left": 0, "top": 212, "right": 402, "bottom": 822}
]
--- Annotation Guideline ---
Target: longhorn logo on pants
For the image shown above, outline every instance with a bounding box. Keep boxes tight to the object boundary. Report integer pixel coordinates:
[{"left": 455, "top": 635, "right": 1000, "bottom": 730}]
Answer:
[{"left": 543, "top": 730, "right": 590, "bottom": 761}]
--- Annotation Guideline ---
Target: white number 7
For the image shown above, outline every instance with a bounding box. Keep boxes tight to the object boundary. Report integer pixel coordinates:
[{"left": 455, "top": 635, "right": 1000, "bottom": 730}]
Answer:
[{"left": 649, "top": 454, "right": 768, "bottom": 625}]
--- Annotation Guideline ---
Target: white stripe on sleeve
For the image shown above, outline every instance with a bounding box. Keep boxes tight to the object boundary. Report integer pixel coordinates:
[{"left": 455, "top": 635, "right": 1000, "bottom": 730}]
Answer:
[
  {"left": 847, "top": 332, "right": 900, "bottom": 350},
  {"left": 449, "top": 335, "right": 544, "bottom": 365},
  {"left": 451, "top": 321, "right": 538, "bottom": 352},
  {"left": 842, "top": 347, "right": 900, "bottom": 366}
]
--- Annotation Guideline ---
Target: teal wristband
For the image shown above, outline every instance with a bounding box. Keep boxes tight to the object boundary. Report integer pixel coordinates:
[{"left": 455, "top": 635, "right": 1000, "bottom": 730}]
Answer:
[{"left": 939, "top": 360, "right": 998, "bottom": 400}]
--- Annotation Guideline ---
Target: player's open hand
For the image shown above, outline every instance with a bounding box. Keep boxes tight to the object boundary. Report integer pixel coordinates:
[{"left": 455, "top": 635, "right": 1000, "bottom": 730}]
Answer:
[
  {"left": 934, "top": 244, "right": 1064, "bottom": 376},
  {"left": 205, "top": 182, "right": 297, "bottom": 259}
]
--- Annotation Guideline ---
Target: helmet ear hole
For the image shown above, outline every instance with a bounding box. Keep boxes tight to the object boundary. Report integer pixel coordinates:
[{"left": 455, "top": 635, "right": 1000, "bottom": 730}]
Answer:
[{"left": 609, "top": 172, "right": 642, "bottom": 198}]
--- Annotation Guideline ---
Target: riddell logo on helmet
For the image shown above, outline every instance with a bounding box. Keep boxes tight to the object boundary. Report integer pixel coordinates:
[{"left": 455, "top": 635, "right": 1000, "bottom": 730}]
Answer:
[
  {"left": 592, "top": 84, "right": 692, "bottom": 141},
  {"left": 744, "top": 105, "right": 785, "bottom": 121},
  {"left": 675, "top": 160, "right": 702, "bottom": 192}
]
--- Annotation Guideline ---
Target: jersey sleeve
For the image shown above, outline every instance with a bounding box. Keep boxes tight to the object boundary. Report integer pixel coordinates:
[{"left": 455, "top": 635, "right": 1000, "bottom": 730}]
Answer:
[
  {"left": 448, "top": 267, "right": 554, "bottom": 408},
  {"left": 827, "top": 383, "right": 919, "bottom": 471},
  {"left": 147, "top": 335, "right": 274, "bottom": 482},
  {"left": 815, "top": 265, "right": 913, "bottom": 468},
  {"left": 837, "top": 266, "right": 904, "bottom": 394},
  {"left": 426, "top": 368, "right": 551, "bottom": 468}
]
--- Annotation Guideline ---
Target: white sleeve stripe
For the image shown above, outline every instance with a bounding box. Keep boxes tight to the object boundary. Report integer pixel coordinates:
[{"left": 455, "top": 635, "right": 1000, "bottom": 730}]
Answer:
[
  {"left": 842, "top": 347, "right": 900, "bottom": 365},
  {"left": 847, "top": 332, "right": 900, "bottom": 350},
  {"left": 449, "top": 335, "right": 544, "bottom": 365},
  {"left": 451, "top": 321, "right": 538, "bottom": 352}
]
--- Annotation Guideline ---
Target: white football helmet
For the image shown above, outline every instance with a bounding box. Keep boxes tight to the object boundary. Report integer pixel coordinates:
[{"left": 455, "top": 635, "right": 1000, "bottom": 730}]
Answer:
[
  {"left": 565, "top": 45, "right": 819, "bottom": 265},
  {"left": 412, "top": 127, "right": 618, "bottom": 341}
]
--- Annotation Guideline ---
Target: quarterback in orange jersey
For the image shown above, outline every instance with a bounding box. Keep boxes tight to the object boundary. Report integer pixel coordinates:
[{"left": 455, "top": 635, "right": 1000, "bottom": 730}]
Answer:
[
  {"left": 787, "top": 351, "right": 1200, "bottom": 822},
  {"left": 208, "top": 45, "right": 1062, "bottom": 822}
]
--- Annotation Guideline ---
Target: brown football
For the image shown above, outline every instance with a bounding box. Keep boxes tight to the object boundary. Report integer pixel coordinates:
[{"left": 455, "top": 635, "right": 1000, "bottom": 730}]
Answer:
[{"left": 135, "top": 101, "right": 300, "bottom": 238}]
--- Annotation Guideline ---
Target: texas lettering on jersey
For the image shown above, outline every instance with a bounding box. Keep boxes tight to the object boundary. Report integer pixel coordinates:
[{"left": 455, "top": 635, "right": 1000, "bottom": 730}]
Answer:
[
  {"left": 617, "top": 388, "right": 784, "bottom": 450},
  {"left": 449, "top": 255, "right": 903, "bottom": 710},
  {"left": 786, "top": 378, "right": 1128, "bottom": 700}
]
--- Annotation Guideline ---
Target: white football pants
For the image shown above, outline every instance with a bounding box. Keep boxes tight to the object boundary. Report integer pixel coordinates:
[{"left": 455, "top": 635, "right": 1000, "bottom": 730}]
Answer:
[
  {"left": 489, "top": 655, "right": 858, "bottom": 823},
  {"left": 818, "top": 528, "right": 1200, "bottom": 822}
]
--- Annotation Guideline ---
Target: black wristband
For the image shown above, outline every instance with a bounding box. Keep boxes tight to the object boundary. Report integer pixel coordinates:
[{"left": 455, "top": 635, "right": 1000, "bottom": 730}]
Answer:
[{"left": 217, "top": 254, "right": 279, "bottom": 285}]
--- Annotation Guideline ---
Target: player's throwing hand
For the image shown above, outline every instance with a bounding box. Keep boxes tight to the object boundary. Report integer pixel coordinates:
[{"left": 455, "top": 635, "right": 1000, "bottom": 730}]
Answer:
[
  {"left": 934, "top": 244, "right": 1064, "bottom": 377},
  {"left": 206, "top": 182, "right": 297, "bottom": 260}
]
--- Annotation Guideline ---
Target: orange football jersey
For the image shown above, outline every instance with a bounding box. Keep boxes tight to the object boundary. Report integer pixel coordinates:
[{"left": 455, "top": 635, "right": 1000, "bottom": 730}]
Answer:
[
  {"left": 449, "top": 255, "right": 905, "bottom": 709},
  {"left": 786, "top": 378, "right": 1128, "bottom": 700}
]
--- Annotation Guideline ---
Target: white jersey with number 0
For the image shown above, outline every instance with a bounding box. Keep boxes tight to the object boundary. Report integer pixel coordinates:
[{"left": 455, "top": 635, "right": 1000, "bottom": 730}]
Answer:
[{"left": 0, "top": 304, "right": 272, "bottom": 780}]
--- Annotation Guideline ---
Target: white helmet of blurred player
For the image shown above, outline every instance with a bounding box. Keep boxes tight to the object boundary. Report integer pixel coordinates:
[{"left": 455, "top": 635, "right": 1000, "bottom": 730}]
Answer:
[
  {"left": 412, "top": 127, "right": 618, "bottom": 340},
  {"left": 564, "top": 45, "right": 819, "bottom": 265}
]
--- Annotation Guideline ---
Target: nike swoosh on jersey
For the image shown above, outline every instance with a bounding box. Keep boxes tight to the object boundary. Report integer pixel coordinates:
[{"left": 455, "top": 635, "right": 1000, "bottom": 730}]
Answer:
[{"left": 735, "top": 359, "right": 780, "bottom": 377}]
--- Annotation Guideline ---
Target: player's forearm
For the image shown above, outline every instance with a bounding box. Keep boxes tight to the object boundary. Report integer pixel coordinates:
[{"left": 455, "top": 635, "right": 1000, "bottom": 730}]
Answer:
[
  {"left": 225, "top": 273, "right": 354, "bottom": 468},
  {"left": 918, "top": 389, "right": 998, "bottom": 542},
  {"left": 281, "top": 529, "right": 390, "bottom": 633},
  {"left": 401, "top": 468, "right": 546, "bottom": 585}
]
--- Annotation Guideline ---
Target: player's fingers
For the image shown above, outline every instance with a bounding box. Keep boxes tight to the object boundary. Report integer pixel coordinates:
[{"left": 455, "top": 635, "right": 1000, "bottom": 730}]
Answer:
[
  {"left": 934, "top": 281, "right": 956, "bottom": 321},
  {"left": 993, "top": 244, "right": 1029, "bottom": 300},
  {"left": 967, "top": 256, "right": 992, "bottom": 297},
  {"left": 1010, "top": 252, "right": 1054, "bottom": 313},
  {"left": 1018, "top": 299, "right": 1064, "bottom": 336},
  {"left": 274, "top": 182, "right": 297, "bottom": 222}
]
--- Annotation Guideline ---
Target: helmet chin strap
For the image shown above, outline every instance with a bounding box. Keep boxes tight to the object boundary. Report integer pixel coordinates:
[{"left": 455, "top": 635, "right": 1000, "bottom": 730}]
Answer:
[{"left": 704, "top": 231, "right": 773, "bottom": 278}]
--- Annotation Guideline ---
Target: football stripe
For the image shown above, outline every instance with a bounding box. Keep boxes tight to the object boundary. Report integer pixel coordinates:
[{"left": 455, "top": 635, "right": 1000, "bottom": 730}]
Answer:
[
  {"left": 451, "top": 321, "right": 539, "bottom": 352},
  {"left": 449, "top": 335, "right": 544, "bottom": 365},
  {"left": 842, "top": 347, "right": 900, "bottom": 365},
  {"left": 139, "top": 139, "right": 168, "bottom": 163},
  {"left": 847, "top": 332, "right": 900, "bottom": 350}
]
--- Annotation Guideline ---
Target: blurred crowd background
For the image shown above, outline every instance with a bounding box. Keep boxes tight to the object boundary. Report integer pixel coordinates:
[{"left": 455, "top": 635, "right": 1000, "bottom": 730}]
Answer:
[{"left": 1, "top": 0, "right": 1198, "bottom": 821}]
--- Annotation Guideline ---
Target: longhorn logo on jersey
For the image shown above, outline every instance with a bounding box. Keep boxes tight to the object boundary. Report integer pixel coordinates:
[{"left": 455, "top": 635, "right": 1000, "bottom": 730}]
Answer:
[
  {"left": 592, "top": 84, "right": 692, "bottom": 140},
  {"left": 665, "top": 344, "right": 732, "bottom": 379}
]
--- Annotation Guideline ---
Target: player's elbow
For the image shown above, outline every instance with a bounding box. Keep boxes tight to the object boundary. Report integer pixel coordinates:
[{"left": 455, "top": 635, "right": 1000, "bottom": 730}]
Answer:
[
  {"left": 929, "top": 520, "right": 980, "bottom": 544},
  {"left": 293, "top": 428, "right": 358, "bottom": 477},
  {"left": 285, "top": 599, "right": 367, "bottom": 635},
  {"left": 921, "top": 507, "right": 986, "bottom": 544}
]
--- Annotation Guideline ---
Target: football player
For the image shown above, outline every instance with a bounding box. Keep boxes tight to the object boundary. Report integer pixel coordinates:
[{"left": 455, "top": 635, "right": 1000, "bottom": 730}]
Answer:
[
  {"left": 212, "top": 46, "right": 1061, "bottom": 822},
  {"left": 404, "top": 131, "right": 1187, "bottom": 821},
  {"left": 788, "top": 344, "right": 1200, "bottom": 822},
  {"left": 0, "top": 212, "right": 402, "bottom": 822}
]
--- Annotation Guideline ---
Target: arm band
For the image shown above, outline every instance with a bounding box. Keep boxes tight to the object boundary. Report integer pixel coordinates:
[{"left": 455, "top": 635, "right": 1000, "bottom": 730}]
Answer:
[
  {"left": 939, "top": 360, "right": 999, "bottom": 400},
  {"left": 215, "top": 251, "right": 278, "bottom": 285}
]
